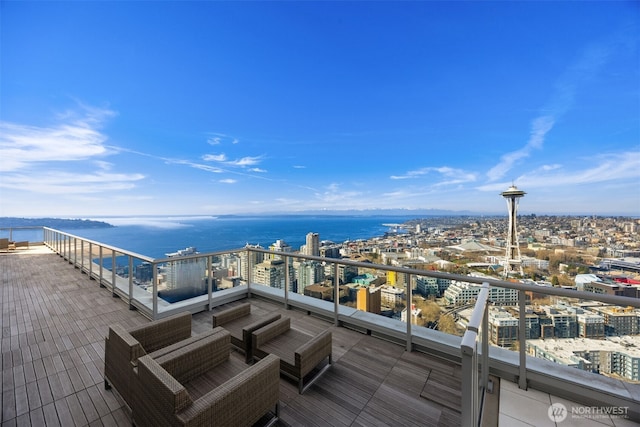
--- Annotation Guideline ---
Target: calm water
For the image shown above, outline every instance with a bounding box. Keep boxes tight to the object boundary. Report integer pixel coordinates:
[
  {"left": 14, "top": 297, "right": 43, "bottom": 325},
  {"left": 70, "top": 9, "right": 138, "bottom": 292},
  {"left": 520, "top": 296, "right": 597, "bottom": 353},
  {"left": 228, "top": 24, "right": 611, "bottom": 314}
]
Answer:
[{"left": 45, "top": 215, "right": 415, "bottom": 259}]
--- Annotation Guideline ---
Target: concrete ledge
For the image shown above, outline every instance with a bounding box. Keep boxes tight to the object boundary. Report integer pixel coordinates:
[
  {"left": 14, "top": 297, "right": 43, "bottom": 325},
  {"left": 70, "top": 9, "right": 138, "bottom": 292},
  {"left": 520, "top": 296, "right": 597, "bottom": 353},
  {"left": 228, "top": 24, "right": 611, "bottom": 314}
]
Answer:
[{"left": 488, "top": 345, "right": 640, "bottom": 421}]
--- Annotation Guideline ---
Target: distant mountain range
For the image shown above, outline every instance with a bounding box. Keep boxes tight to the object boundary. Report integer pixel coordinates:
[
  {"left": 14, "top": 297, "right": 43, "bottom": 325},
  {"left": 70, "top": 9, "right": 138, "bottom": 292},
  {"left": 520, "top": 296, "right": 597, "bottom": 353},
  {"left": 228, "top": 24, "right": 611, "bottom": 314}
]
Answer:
[{"left": 0, "top": 217, "right": 113, "bottom": 229}]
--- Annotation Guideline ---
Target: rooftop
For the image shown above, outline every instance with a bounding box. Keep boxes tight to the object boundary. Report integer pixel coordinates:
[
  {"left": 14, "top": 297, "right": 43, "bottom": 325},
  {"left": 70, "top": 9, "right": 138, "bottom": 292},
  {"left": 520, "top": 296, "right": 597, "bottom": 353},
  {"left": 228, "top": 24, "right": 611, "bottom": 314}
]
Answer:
[{"left": 2, "top": 245, "right": 639, "bottom": 426}]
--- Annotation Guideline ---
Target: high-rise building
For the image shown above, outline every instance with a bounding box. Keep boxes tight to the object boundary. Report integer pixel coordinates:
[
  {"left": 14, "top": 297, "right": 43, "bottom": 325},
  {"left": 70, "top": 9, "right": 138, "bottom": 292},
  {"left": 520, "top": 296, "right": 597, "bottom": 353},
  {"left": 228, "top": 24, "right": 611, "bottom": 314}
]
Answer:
[
  {"left": 303, "top": 232, "right": 320, "bottom": 257},
  {"left": 163, "top": 247, "right": 206, "bottom": 291},
  {"left": 501, "top": 185, "right": 526, "bottom": 277},
  {"left": 356, "top": 286, "right": 381, "bottom": 314}
]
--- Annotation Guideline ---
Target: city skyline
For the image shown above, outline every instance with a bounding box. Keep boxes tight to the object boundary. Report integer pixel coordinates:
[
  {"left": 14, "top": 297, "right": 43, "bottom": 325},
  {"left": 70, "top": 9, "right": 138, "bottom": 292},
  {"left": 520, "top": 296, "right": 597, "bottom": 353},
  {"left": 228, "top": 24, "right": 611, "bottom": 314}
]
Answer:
[{"left": 1, "top": 1, "right": 639, "bottom": 218}]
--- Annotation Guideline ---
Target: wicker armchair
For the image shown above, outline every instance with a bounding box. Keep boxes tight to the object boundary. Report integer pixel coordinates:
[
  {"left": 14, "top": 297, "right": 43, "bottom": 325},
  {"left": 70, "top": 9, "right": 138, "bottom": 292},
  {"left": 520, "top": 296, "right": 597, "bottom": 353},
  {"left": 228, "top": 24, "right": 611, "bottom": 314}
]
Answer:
[
  {"left": 252, "top": 316, "right": 332, "bottom": 394},
  {"left": 104, "top": 312, "right": 219, "bottom": 408},
  {"left": 212, "top": 302, "right": 281, "bottom": 362},
  {"left": 132, "top": 328, "right": 280, "bottom": 427}
]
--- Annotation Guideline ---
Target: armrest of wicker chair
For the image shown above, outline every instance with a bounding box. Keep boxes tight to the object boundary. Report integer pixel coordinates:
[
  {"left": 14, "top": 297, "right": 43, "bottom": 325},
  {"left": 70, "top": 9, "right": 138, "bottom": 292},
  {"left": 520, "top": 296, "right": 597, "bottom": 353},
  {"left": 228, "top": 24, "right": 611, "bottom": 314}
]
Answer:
[
  {"left": 240, "top": 314, "right": 282, "bottom": 362},
  {"left": 252, "top": 317, "right": 291, "bottom": 350},
  {"left": 252, "top": 318, "right": 332, "bottom": 394},
  {"left": 133, "top": 338, "right": 281, "bottom": 427},
  {"left": 212, "top": 302, "right": 251, "bottom": 326},
  {"left": 104, "top": 312, "right": 192, "bottom": 408},
  {"left": 177, "top": 354, "right": 281, "bottom": 427},
  {"left": 155, "top": 329, "right": 232, "bottom": 384},
  {"left": 212, "top": 303, "right": 282, "bottom": 362},
  {"left": 104, "top": 324, "right": 147, "bottom": 405},
  {"left": 295, "top": 330, "right": 333, "bottom": 379},
  {"left": 129, "top": 312, "right": 192, "bottom": 353}
]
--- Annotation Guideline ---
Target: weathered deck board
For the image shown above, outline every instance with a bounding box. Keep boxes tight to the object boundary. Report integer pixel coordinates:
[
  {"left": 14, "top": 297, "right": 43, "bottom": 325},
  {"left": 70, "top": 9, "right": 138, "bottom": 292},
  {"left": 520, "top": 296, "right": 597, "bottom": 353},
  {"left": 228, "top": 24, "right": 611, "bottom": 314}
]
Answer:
[{"left": 1, "top": 247, "right": 462, "bottom": 426}]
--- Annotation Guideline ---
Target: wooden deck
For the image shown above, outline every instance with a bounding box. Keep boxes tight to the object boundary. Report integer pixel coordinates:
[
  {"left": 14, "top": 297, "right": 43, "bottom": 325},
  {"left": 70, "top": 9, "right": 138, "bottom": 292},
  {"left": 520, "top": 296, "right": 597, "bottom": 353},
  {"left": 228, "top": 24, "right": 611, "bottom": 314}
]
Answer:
[{"left": 1, "top": 247, "right": 462, "bottom": 426}]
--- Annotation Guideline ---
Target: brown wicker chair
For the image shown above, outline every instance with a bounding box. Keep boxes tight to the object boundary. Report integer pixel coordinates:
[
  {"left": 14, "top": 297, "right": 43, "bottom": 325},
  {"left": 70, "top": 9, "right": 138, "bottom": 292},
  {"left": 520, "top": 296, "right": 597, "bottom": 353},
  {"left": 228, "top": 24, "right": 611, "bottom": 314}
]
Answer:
[
  {"left": 252, "top": 316, "right": 332, "bottom": 394},
  {"left": 104, "top": 312, "right": 219, "bottom": 408},
  {"left": 132, "top": 328, "right": 280, "bottom": 427},
  {"left": 212, "top": 302, "right": 281, "bottom": 362}
]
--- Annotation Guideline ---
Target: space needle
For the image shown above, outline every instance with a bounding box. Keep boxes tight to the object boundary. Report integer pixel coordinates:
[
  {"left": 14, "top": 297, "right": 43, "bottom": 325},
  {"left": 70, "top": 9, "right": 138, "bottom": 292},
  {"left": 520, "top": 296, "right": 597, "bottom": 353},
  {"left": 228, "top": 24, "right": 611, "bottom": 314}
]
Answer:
[{"left": 501, "top": 185, "right": 526, "bottom": 277}]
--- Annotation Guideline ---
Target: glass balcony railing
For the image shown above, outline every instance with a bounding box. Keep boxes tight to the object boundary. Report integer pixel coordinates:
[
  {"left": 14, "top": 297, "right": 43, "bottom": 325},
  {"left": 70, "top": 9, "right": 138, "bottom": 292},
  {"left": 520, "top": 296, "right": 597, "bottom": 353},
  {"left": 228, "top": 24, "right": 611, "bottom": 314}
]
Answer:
[{"left": 35, "top": 226, "right": 640, "bottom": 425}]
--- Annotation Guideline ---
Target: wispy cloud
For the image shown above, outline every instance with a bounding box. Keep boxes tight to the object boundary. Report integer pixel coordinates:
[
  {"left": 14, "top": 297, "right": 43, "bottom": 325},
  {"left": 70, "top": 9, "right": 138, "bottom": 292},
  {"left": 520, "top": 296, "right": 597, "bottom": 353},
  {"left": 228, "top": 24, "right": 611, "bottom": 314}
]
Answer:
[
  {"left": 479, "top": 150, "right": 640, "bottom": 191},
  {"left": 391, "top": 166, "right": 476, "bottom": 186},
  {"left": 0, "top": 171, "right": 144, "bottom": 194},
  {"left": 207, "top": 133, "right": 239, "bottom": 146},
  {"left": 0, "top": 105, "right": 146, "bottom": 195},
  {"left": 202, "top": 153, "right": 227, "bottom": 162},
  {"left": 487, "top": 33, "right": 624, "bottom": 182},
  {"left": 0, "top": 111, "right": 115, "bottom": 172},
  {"left": 219, "top": 178, "right": 237, "bottom": 184}
]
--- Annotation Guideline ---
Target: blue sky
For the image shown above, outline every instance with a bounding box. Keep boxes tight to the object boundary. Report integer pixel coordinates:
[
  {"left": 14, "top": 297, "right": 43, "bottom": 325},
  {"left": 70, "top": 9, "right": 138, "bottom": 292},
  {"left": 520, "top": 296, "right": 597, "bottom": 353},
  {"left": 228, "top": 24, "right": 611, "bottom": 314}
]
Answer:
[{"left": 1, "top": 1, "right": 639, "bottom": 218}]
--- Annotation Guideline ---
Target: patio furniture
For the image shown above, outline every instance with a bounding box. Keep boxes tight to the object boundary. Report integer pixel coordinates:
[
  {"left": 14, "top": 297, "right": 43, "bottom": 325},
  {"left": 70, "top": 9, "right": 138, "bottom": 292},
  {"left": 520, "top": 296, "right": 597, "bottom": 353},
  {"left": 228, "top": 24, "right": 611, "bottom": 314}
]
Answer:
[
  {"left": 132, "top": 328, "right": 280, "bottom": 427},
  {"left": 212, "top": 302, "right": 281, "bottom": 362},
  {"left": 252, "top": 316, "right": 332, "bottom": 394},
  {"left": 104, "top": 312, "right": 219, "bottom": 408},
  {"left": 10, "top": 241, "right": 29, "bottom": 250}
]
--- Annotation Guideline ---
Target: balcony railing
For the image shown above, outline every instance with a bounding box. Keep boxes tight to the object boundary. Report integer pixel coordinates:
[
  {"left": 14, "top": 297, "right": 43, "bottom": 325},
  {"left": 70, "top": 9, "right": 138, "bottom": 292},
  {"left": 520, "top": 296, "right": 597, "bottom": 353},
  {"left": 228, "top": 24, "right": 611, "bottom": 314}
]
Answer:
[
  {"left": 34, "top": 226, "right": 640, "bottom": 424},
  {"left": 461, "top": 282, "right": 490, "bottom": 426}
]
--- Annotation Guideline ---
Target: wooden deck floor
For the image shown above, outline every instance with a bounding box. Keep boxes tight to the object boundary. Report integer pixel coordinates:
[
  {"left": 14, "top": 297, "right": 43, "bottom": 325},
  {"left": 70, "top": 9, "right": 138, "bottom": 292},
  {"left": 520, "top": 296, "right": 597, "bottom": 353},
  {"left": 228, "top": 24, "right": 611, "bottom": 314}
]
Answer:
[{"left": 1, "top": 247, "right": 462, "bottom": 426}]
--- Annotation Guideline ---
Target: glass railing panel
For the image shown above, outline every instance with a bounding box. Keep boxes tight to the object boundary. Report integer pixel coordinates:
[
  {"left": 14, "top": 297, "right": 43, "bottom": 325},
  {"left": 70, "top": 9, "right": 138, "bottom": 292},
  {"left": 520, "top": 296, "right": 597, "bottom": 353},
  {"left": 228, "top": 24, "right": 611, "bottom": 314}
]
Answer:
[
  {"left": 522, "top": 300, "right": 640, "bottom": 385},
  {"left": 243, "top": 250, "right": 287, "bottom": 297},
  {"left": 69, "top": 236, "right": 78, "bottom": 264},
  {"left": 155, "top": 254, "right": 210, "bottom": 304},
  {"left": 127, "top": 256, "right": 155, "bottom": 311},
  {"left": 336, "top": 264, "right": 406, "bottom": 322},
  {"left": 411, "top": 272, "right": 464, "bottom": 337},
  {"left": 109, "top": 250, "right": 131, "bottom": 297},
  {"left": 0, "top": 227, "right": 43, "bottom": 245},
  {"left": 213, "top": 251, "right": 247, "bottom": 290},
  {"left": 99, "top": 246, "right": 114, "bottom": 287}
]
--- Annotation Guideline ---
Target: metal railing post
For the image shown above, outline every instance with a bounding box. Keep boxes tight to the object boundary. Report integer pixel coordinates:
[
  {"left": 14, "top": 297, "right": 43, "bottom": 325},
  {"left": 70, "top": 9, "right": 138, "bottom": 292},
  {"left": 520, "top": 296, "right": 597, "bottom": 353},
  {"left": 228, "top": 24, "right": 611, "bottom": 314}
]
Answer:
[
  {"left": 333, "top": 262, "right": 339, "bottom": 326},
  {"left": 99, "top": 246, "right": 105, "bottom": 287},
  {"left": 247, "top": 249, "right": 253, "bottom": 298},
  {"left": 460, "top": 332, "right": 477, "bottom": 427},
  {"left": 207, "top": 255, "right": 213, "bottom": 311},
  {"left": 284, "top": 256, "right": 290, "bottom": 308},
  {"left": 406, "top": 273, "right": 412, "bottom": 352},
  {"left": 89, "top": 242, "right": 93, "bottom": 279},
  {"left": 111, "top": 251, "right": 117, "bottom": 296},
  {"left": 518, "top": 289, "right": 527, "bottom": 389},
  {"left": 482, "top": 296, "right": 489, "bottom": 389},
  {"left": 152, "top": 262, "right": 158, "bottom": 320},
  {"left": 128, "top": 256, "right": 134, "bottom": 310}
]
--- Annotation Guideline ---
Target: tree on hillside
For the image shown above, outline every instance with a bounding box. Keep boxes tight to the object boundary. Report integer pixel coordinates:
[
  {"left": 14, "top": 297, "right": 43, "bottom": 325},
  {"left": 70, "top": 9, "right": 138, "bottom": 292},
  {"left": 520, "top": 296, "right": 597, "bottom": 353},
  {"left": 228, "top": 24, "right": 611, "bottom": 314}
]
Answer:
[{"left": 438, "top": 314, "right": 461, "bottom": 336}]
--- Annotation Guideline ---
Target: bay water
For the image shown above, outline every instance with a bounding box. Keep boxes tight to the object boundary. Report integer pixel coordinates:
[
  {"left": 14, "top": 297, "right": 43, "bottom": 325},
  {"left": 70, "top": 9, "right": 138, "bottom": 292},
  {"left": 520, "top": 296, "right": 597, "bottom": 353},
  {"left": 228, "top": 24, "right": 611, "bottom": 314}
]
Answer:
[{"left": 52, "top": 215, "right": 416, "bottom": 259}]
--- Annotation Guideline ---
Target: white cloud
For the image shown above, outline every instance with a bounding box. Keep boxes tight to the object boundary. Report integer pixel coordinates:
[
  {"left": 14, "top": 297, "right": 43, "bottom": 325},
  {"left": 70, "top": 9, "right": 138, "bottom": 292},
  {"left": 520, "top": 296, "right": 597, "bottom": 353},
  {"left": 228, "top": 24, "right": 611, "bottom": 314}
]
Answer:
[
  {"left": 0, "top": 171, "right": 145, "bottom": 194},
  {"left": 203, "top": 153, "right": 227, "bottom": 162},
  {"left": 487, "top": 33, "right": 623, "bottom": 183},
  {"left": 478, "top": 150, "right": 640, "bottom": 192},
  {"left": 227, "top": 156, "right": 264, "bottom": 167},
  {"left": 391, "top": 166, "right": 476, "bottom": 185},
  {"left": 219, "top": 178, "right": 237, "bottom": 184},
  {"left": 0, "top": 119, "right": 111, "bottom": 172},
  {"left": 0, "top": 105, "right": 148, "bottom": 197}
]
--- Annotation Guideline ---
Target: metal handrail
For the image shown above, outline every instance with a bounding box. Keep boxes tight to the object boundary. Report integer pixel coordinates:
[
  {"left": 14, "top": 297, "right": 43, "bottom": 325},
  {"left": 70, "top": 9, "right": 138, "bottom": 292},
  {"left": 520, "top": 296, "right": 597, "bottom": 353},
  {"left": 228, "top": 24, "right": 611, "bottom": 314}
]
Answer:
[
  {"left": 461, "top": 282, "right": 490, "bottom": 427},
  {"left": 39, "top": 227, "right": 640, "bottom": 425}
]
